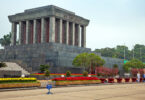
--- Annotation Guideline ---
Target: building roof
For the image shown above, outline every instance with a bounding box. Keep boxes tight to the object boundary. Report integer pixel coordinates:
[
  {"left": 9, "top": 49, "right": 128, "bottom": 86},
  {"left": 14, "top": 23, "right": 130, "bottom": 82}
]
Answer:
[{"left": 8, "top": 5, "right": 89, "bottom": 26}]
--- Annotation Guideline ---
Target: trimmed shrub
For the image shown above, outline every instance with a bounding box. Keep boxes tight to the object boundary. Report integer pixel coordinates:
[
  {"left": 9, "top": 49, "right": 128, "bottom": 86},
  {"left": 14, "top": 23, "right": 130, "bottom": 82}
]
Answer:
[
  {"left": 83, "top": 71, "right": 88, "bottom": 77},
  {"left": 66, "top": 71, "right": 71, "bottom": 77},
  {"left": 40, "top": 64, "right": 50, "bottom": 73},
  {"left": 45, "top": 70, "right": 50, "bottom": 77}
]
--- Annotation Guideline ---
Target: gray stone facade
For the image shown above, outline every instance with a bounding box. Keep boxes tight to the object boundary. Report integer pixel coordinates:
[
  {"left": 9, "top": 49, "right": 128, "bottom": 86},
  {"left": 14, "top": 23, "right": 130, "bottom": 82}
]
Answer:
[
  {"left": 0, "top": 43, "right": 91, "bottom": 73},
  {"left": 0, "top": 42, "right": 124, "bottom": 73},
  {"left": 0, "top": 70, "right": 21, "bottom": 78}
]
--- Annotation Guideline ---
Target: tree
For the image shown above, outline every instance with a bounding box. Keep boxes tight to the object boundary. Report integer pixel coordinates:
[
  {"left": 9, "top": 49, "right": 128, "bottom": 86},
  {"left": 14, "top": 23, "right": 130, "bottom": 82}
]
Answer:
[
  {"left": 123, "top": 59, "right": 144, "bottom": 73},
  {"left": 39, "top": 64, "right": 50, "bottom": 73},
  {"left": 125, "top": 59, "right": 144, "bottom": 68},
  {"left": 0, "top": 33, "right": 11, "bottom": 47},
  {"left": 72, "top": 53, "right": 89, "bottom": 70},
  {"left": 95, "top": 47, "right": 116, "bottom": 58},
  {"left": 94, "top": 44, "right": 145, "bottom": 62},
  {"left": 0, "top": 62, "right": 7, "bottom": 68},
  {"left": 123, "top": 65, "right": 131, "bottom": 73},
  {"left": 73, "top": 53, "right": 105, "bottom": 73},
  {"left": 87, "top": 53, "right": 105, "bottom": 73}
]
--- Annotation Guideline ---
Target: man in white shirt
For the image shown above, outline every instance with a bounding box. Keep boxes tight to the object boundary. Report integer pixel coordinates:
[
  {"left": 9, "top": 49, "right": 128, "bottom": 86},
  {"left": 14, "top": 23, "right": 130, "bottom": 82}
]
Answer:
[{"left": 137, "top": 72, "right": 140, "bottom": 82}]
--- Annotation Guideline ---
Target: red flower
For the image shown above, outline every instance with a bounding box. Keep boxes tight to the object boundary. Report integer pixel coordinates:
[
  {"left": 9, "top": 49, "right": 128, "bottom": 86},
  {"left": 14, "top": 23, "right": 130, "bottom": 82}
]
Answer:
[
  {"left": 52, "top": 77, "right": 99, "bottom": 81},
  {"left": 100, "top": 78, "right": 106, "bottom": 83},
  {"left": 132, "top": 77, "right": 137, "bottom": 82},
  {"left": 116, "top": 78, "right": 122, "bottom": 83},
  {"left": 108, "top": 78, "right": 114, "bottom": 83},
  {"left": 125, "top": 78, "right": 130, "bottom": 82}
]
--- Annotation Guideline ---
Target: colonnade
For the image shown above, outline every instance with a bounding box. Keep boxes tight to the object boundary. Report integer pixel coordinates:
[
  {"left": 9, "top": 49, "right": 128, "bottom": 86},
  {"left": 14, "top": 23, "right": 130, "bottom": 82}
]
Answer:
[{"left": 11, "top": 16, "right": 86, "bottom": 47}]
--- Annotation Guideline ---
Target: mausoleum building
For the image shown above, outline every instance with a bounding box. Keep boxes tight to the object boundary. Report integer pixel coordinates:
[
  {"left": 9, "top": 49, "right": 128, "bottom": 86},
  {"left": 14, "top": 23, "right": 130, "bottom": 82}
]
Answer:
[{"left": 9, "top": 5, "right": 89, "bottom": 48}]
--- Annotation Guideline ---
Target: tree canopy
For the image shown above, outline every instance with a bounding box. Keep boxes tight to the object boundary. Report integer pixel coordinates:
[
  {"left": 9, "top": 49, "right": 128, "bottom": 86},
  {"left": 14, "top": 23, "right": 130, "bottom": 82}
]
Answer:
[
  {"left": 0, "top": 62, "right": 7, "bottom": 68},
  {"left": 39, "top": 64, "right": 50, "bottom": 73},
  {"left": 0, "top": 33, "right": 11, "bottom": 47},
  {"left": 72, "top": 53, "right": 88, "bottom": 69},
  {"left": 72, "top": 53, "right": 105, "bottom": 72},
  {"left": 95, "top": 44, "right": 145, "bottom": 62},
  {"left": 123, "top": 59, "right": 145, "bottom": 72}
]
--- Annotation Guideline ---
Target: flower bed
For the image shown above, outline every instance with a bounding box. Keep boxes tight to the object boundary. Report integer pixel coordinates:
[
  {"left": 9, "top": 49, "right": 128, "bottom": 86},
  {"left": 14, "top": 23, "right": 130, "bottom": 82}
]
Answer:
[
  {"left": 0, "top": 78, "right": 37, "bottom": 84},
  {"left": 0, "top": 82, "right": 40, "bottom": 89},
  {"left": 52, "top": 77, "right": 101, "bottom": 85},
  {"left": 32, "top": 73, "right": 96, "bottom": 76},
  {"left": 0, "top": 77, "right": 40, "bottom": 88}
]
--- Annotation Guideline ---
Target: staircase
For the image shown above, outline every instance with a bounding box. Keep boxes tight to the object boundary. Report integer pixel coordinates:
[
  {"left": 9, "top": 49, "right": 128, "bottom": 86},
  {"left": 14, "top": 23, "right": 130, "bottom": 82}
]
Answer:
[{"left": 0, "top": 62, "right": 30, "bottom": 76}]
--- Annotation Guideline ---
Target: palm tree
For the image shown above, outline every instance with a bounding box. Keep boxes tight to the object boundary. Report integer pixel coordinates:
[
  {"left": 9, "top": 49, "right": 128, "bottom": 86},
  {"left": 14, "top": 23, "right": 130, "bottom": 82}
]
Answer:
[
  {"left": 0, "top": 33, "right": 11, "bottom": 47},
  {"left": 0, "top": 62, "right": 7, "bottom": 68}
]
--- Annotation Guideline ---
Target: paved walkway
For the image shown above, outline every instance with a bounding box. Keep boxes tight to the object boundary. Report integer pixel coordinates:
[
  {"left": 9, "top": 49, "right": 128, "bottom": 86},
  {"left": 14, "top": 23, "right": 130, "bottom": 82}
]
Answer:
[{"left": 0, "top": 83, "right": 145, "bottom": 100}]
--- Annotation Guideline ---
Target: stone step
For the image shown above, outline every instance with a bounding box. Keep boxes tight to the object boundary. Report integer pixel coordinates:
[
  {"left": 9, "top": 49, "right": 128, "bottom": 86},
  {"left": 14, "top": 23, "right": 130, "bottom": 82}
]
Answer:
[{"left": 0, "top": 62, "right": 30, "bottom": 76}]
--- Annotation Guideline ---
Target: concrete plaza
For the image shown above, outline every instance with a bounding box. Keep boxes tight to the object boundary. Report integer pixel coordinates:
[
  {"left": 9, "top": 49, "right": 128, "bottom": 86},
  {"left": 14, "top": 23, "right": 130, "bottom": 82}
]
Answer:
[{"left": 0, "top": 83, "right": 145, "bottom": 100}]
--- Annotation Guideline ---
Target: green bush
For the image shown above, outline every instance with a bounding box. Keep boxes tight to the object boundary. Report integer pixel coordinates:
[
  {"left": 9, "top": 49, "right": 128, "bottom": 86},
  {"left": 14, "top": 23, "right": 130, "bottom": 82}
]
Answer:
[
  {"left": 45, "top": 70, "right": 50, "bottom": 77},
  {"left": 83, "top": 71, "right": 88, "bottom": 77},
  {"left": 66, "top": 71, "right": 71, "bottom": 77},
  {"left": 39, "top": 64, "right": 50, "bottom": 73}
]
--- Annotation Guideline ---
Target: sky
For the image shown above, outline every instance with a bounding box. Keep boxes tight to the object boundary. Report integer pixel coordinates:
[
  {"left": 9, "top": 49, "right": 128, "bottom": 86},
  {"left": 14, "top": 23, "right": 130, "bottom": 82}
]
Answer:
[{"left": 0, "top": 0, "right": 145, "bottom": 50}]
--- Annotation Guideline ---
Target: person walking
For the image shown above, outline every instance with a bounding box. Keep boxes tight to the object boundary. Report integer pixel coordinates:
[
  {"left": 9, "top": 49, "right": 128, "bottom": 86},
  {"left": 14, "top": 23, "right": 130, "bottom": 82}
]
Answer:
[
  {"left": 143, "top": 69, "right": 145, "bottom": 82},
  {"left": 137, "top": 72, "right": 140, "bottom": 82}
]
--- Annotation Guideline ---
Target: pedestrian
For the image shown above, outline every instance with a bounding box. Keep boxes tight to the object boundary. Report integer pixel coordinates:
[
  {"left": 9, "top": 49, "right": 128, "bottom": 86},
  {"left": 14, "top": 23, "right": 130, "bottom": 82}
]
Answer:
[
  {"left": 137, "top": 72, "right": 140, "bottom": 82},
  {"left": 143, "top": 69, "right": 145, "bottom": 82}
]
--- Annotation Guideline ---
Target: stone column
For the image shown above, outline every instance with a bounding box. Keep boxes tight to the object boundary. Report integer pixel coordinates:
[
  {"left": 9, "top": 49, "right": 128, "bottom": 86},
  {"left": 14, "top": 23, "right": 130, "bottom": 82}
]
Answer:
[
  {"left": 58, "top": 19, "right": 62, "bottom": 43},
  {"left": 41, "top": 18, "right": 46, "bottom": 43},
  {"left": 77, "top": 24, "right": 80, "bottom": 47},
  {"left": 11, "top": 22, "right": 17, "bottom": 46},
  {"left": 26, "top": 20, "right": 30, "bottom": 44},
  {"left": 81, "top": 26, "right": 86, "bottom": 48},
  {"left": 66, "top": 21, "right": 69, "bottom": 45},
  {"left": 72, "top": 23, "right": 75, "bottom": 46},
  {"left": 33, "top": 19, "right": 37, "bottom": 44},
  {"left": 19, "top": 21, "right": 22, "bottom": 45},
  {"left": 49, "top": 16, "right": 55, "bottom": 42}
]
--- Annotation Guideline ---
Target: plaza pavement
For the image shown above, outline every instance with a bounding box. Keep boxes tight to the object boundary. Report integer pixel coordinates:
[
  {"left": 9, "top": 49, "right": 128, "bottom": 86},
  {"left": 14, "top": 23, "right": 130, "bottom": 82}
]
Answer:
[{"left": 0, "top": 83, "right": 145, "bottom": 100}]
